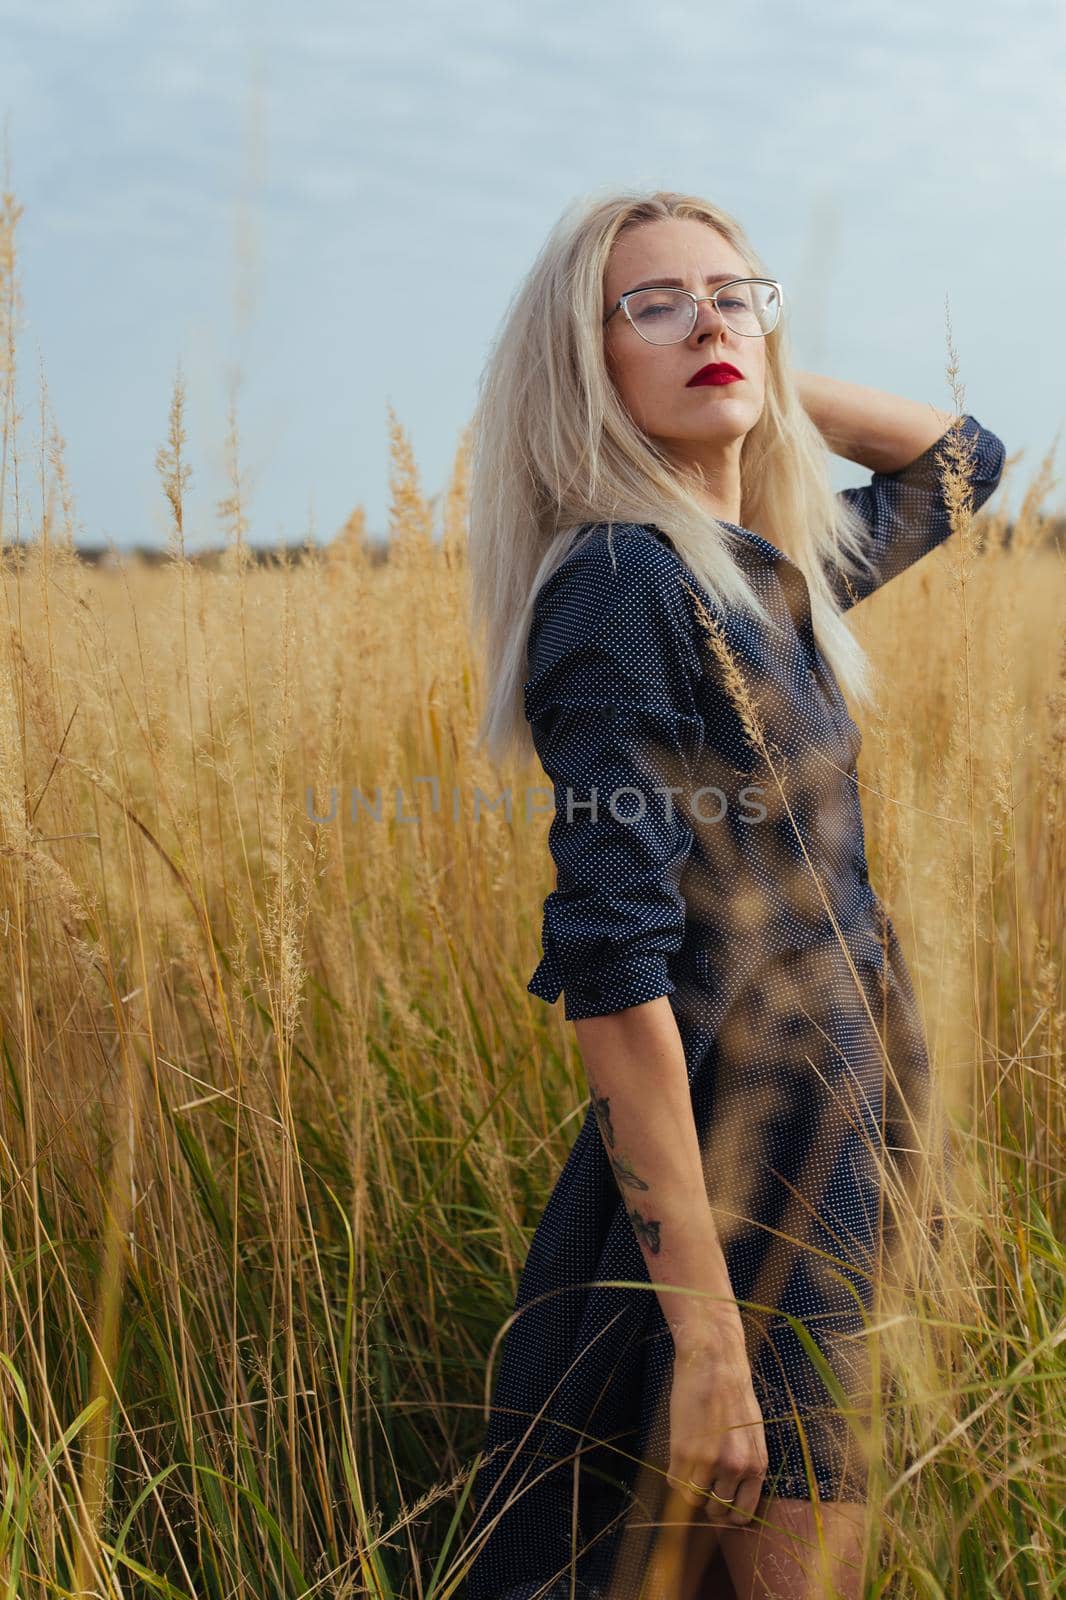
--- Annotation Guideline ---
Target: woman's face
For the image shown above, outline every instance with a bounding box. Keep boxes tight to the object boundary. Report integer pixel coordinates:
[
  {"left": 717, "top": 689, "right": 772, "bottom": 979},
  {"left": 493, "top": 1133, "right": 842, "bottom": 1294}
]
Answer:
[{"left": 603, "top": 217, "right": 768, "bottom": 470}]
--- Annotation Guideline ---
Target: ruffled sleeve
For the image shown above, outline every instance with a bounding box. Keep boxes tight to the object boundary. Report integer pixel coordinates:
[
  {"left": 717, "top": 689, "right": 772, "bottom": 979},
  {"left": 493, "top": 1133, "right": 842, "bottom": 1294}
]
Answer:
[
  {"left": 524, "top": 527, "right": 705, "bottom": 1022},
  {"left": 828, "top": 413, "right": 1006, "bottom": 611}
]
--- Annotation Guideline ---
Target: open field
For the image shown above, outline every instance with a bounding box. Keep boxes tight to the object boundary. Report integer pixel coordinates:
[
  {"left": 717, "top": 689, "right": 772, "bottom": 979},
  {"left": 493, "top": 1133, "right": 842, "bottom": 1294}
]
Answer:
[{"left": 1, "top": 191, "right": 1065, "bottom": 1598}]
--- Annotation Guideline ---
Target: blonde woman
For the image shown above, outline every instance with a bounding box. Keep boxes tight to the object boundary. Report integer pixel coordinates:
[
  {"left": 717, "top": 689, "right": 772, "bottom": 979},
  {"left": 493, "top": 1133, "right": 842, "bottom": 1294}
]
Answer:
[{"left": 463, "top": 190, "right": 1005, "bottom": 1600}]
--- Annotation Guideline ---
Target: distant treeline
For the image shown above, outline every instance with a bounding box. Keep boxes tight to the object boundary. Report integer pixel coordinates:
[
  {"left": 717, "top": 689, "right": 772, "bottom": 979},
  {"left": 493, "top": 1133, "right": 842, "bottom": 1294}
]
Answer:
[
  {"left": 2, "top": 540, "right": 394, "bottom": 569},
  {"left": 3, "top": 515, "right": 1064, "bottom": 568}
]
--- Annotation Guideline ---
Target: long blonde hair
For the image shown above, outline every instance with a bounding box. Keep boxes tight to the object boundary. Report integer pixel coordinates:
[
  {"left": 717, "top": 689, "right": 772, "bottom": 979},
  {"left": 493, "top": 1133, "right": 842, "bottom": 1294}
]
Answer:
[{"left": 467, "top": 188, "right": 878, "bottom": 767}]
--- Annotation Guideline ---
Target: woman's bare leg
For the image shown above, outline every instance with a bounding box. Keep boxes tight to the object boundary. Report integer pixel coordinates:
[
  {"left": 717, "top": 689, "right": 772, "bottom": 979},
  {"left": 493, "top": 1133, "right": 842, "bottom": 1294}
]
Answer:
[{"left": 713, "top": 1497, "right": 869, "bottom": 1599}]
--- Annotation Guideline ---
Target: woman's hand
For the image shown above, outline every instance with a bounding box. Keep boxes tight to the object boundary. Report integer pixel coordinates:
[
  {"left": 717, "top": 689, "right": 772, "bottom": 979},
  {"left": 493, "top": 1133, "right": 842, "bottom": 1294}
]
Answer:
[{"left": 667, "top": 1330, "right": 769, "bottom": 1527}]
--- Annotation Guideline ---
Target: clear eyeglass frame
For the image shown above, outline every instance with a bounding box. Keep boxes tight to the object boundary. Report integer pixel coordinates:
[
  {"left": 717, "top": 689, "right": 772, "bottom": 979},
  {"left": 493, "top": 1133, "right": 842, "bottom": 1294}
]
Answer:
[{"left": 602, "top": 277, "right": 784, "bottom": 343}]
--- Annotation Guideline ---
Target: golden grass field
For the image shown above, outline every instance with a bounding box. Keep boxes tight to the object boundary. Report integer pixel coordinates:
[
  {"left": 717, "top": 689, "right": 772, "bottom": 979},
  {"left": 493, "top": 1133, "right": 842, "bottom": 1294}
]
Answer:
[{"left": 1, "top": 188, "right": 1065, "bottom": 1595}]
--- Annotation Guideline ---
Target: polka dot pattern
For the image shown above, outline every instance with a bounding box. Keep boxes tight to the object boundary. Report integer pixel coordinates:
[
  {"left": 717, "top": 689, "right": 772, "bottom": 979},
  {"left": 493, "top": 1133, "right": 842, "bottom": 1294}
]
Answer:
[{"left": 465, "top": 415, "right": 1005, "bottom": 1600}]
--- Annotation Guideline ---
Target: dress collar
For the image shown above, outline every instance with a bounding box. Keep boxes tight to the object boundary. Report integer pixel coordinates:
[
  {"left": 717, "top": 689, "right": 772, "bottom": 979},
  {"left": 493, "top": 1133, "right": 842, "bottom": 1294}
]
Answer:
[
  {"left": 647, "top": 520, "right": 814, "bottom": 638},
  {"left": 717, "top": 519, "right": 795, "bottom": 570},
  {"left": 648, "top": 519, "right": 797, "bottom": 573}
]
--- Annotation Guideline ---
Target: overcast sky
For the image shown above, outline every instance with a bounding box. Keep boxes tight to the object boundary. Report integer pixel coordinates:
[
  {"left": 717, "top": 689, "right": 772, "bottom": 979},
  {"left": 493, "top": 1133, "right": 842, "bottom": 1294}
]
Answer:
[{"left": 2, "top": 0, "right": 1062, "bottom": 549}]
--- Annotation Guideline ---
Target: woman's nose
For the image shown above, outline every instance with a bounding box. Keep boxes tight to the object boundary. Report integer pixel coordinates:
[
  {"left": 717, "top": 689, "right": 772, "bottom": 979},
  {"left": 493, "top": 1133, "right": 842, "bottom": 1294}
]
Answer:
[{"left": 690, "top": 297, "right": 730, "bottom": 341}]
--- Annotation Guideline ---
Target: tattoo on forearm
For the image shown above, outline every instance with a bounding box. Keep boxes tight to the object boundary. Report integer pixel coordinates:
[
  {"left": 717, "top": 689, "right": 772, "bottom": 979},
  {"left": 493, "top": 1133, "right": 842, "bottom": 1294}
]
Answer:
[
  {"left": 588, "top": 1084, "right": 650, "bottom": 1190},
  {"left": 591, "top": 1091, "right": 615, "bottom": 1148},
  {"left": 629, "top": 1209, "right": 662, "bottom": 1255},
  {"left": 609, "top": 1153, "right": 649, "bottom": 1190}
]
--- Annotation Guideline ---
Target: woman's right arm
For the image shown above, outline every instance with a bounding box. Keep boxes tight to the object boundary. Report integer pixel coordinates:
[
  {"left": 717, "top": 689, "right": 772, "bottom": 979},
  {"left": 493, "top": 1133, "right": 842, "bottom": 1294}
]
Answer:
[
  {"left": 522, "top": 530, "right": 768, "bottom": 1523},
  {"left": 574, "top": 995, "right": 768, "bottom": 1525},
  {"left": 574, "top": 996, "right": 742, "bottom": 1344}
]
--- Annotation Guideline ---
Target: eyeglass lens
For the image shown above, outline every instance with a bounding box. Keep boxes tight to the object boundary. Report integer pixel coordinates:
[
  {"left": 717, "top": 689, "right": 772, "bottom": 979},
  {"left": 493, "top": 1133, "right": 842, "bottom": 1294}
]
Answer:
[{"left": 624, "top": 282, "right": 780, "bottom": 343}]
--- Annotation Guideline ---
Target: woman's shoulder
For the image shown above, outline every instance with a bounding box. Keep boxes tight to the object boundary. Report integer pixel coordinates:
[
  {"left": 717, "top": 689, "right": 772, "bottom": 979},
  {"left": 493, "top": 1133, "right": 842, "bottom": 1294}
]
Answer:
[
  {"left": 533, "top": 521, "right": 686, "bottom": 620},
  {"left": 527, "top": 521, "right": 702, "bottom": 690}
]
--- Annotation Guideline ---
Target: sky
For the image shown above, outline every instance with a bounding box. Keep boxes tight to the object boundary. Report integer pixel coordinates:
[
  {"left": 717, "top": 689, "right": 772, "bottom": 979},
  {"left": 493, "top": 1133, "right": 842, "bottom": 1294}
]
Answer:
[{"left": 1, "top": 0, "right": 1063, "bottom": 550}]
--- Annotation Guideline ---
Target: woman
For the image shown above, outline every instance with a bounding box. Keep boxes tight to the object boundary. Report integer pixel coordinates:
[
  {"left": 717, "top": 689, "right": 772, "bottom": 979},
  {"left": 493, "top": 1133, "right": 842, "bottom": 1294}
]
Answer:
[{"left": 462, "top": 190, "right": 1005, "bottom": 1600}]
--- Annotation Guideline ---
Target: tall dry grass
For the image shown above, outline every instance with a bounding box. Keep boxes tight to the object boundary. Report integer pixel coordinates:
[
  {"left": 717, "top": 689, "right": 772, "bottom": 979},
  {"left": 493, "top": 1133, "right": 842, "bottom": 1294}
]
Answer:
[{"left": 0, "top": 178, "right": 1064, "bottom": 1597}]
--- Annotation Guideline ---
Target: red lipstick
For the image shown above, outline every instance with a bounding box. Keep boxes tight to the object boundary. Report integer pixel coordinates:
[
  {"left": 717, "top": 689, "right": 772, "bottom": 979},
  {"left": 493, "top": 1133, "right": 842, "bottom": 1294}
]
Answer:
[{"left": 687, "top": 362, "right": 743, "bottom": 387}]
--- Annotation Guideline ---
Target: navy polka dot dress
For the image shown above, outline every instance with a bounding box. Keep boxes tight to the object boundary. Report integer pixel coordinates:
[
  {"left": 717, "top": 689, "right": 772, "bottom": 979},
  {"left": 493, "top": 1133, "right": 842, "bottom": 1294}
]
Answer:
[{"left": 465, "top": 415, "right": 1006, "bottom": 1600}]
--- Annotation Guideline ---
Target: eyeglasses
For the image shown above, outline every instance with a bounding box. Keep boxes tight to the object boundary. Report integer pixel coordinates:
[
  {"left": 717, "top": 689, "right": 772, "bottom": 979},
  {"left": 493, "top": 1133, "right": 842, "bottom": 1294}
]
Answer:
[{"left": 603, "top": 278, "right": 783, "bottom": 344}]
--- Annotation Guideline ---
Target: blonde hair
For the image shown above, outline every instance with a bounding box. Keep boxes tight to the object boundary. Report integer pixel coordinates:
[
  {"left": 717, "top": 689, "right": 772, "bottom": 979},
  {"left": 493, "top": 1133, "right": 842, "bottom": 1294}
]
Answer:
[{"left": 467, "top": 187, "right": 878, "bottom": 767}]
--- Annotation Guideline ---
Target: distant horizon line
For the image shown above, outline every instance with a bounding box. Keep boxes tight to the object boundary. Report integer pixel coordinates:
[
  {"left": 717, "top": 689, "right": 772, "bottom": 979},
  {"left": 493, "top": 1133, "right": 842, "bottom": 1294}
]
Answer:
[{"left": 1, "top": 509, "right": 1058, "bottom": 568}]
